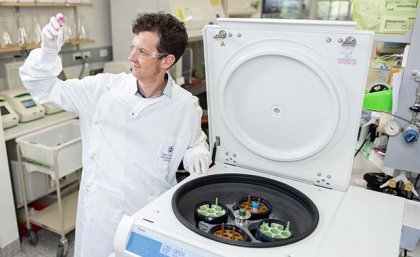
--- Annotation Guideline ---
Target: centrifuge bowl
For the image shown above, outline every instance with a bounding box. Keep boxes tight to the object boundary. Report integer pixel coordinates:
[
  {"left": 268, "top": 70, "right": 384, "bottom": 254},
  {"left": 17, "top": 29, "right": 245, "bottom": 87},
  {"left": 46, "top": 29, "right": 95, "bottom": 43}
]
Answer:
[{"left": 172, "top": 173, "right": 319, "bottom": 247}]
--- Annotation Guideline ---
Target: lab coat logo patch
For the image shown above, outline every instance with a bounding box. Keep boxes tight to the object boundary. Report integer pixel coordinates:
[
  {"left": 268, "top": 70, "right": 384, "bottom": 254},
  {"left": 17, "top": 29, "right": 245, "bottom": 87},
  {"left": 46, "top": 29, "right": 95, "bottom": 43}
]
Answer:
[{"left": 161, "top": 146, "right": 174, "bottom": 162}]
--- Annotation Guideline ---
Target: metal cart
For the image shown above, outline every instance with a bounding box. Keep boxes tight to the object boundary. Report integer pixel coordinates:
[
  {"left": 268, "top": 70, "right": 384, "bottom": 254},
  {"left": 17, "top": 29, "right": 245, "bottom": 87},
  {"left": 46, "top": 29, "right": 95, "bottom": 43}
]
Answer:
[{"left": 16, "top": 119, "right": 82, "bottom": 257}]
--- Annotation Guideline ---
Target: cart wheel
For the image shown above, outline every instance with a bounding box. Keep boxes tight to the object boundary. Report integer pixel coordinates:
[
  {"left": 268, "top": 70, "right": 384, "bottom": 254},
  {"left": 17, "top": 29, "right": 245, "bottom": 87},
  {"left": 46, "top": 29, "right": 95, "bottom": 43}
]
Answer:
[
  {"left": 56, "top": 243, "right": 67, "bottom": 257},
  {"left": 28, "top": 230, "right": 37, "bottom": 246}
]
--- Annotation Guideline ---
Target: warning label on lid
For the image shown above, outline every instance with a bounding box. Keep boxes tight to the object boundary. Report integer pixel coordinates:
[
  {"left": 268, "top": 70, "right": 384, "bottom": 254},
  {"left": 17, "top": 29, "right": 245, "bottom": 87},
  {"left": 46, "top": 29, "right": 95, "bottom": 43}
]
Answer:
[{"left": 337, "top": 49, "right": 357, "bottom": 65}]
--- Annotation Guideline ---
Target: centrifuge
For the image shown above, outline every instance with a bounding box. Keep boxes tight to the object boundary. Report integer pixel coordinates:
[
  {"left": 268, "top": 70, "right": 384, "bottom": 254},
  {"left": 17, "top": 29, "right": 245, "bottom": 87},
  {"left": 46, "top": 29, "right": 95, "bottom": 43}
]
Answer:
[{"left": 112, "top": 18, "right": 405, "bottom": 257}]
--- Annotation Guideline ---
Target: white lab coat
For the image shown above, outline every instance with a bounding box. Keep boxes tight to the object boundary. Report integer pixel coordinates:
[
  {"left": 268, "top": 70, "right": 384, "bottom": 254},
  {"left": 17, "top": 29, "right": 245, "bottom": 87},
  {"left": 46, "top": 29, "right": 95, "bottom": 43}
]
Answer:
[{"left": 19, "top": 49, "right": 209, "bottom": 257}]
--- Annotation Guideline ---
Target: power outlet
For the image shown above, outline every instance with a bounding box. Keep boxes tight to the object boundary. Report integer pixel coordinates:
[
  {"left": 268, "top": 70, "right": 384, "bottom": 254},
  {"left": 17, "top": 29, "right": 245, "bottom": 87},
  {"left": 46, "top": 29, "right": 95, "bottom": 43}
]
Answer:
[
  {"left": 82, "top": 51, "right": 91, "bottom": 59},
  {"left": 99, "top": 48, "right": 108, "bottom": 58},
  {"left": 72, "top": 52, "right": 82, "bottom": 61}
]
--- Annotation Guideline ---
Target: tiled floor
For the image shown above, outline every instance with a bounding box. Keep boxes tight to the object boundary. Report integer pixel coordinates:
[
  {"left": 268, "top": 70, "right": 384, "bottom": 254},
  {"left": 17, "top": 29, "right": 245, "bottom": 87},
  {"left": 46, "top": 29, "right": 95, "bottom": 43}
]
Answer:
[{"left": 14, "top": 229, "right": 75, "bottom": 257}]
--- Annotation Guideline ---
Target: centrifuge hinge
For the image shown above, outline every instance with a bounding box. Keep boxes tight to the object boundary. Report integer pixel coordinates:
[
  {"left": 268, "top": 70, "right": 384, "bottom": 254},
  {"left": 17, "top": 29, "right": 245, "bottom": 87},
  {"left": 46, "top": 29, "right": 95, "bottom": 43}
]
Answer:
[
  {"left": 223, "top": 151, "right": 238, "bottom": 166},
  {"left": 314, "top": 172, "right": 333, "bottom": 189}
]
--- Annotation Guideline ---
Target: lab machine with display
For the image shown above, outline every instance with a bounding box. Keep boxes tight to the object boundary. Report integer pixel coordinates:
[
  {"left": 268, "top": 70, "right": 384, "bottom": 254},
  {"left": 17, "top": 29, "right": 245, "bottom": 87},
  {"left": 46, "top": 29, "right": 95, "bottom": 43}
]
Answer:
[
  {"left": 0, "top": 89, "right": 45, "bottom": 122},
  {"left": 112, "top": 18, "right": 405, "bottom": 257},
  {"left": 3, "top": 61, "right": 63, "bottom": 115},
  {"left": 0, "top": 96, "right": 19, "bottom": 129}
]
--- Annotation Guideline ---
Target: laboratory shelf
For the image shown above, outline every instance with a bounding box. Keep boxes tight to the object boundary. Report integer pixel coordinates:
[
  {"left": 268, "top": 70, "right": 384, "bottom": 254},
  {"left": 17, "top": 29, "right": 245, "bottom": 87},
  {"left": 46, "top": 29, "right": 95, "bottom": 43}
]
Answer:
[
  {"left": 4, "top": 111, "right": 78, "bottom": 141},
  {"left": 0, "top": 39, "right": 95, "bottom": 54},
  {"left": 28, "top": 191, "right": 78, "bottom": 235},
  {"left": 0, "top": 2, "right": 92, "bottom": 7},
  {"left": 374, "top": 30, "right": 412, "bottom": 43}
]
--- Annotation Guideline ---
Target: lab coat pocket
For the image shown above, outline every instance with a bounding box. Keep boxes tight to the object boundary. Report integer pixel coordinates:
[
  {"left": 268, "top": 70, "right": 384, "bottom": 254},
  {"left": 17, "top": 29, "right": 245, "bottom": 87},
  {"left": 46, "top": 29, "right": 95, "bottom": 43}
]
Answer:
[{"left": 83, "top": 184, "right": 125, "bottom": 256}]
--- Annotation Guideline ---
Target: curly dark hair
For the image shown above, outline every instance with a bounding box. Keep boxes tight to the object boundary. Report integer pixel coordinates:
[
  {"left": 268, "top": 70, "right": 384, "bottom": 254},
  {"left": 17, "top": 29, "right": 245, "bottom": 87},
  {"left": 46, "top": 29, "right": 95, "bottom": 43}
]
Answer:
[{"left": 132, "top": 12, "right": 188, "bottom": 64}]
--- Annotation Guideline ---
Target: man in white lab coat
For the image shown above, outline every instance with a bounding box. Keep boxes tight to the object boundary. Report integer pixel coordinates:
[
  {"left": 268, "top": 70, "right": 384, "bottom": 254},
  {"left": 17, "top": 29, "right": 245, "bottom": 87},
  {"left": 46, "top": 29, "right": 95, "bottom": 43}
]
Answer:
[{"left": 19, "top": 12, "right": 211, "bottom": 257}]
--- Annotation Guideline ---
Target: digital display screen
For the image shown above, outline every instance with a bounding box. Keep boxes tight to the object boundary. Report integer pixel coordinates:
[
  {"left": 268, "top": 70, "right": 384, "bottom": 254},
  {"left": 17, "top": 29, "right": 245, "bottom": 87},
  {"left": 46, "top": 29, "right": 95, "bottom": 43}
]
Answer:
[
  {"left": 21, "top": 99, "right": 37, "bottom": 109},
  {"left": 0, "top": 105, "right": 10, "bottom": 116},
  {"left": 126, "top": 232, "right": 203, "bottom": 257}
]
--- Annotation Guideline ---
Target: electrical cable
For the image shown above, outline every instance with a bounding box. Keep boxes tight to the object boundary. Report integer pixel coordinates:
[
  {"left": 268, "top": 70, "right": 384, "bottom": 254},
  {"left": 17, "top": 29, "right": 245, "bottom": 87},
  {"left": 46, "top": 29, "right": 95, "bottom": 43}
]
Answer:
[
  {"left": 78, "top": 57, "right": 87, "bottom": 79},
  {"left": 414, "top": 174, "right": 420, "bottom": 189},
  {"left": 354, "top": 131, "right": 371, "bottom": 157},
  {"left": 408, "top": 174, "right": 420, "bottom": 200}
]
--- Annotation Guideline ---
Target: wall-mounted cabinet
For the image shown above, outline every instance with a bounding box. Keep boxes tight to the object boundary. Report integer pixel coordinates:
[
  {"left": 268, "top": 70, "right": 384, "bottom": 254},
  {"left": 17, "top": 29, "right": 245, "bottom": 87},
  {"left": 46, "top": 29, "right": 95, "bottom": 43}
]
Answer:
[{"left": 374, "top": 29, "right": 413, "bottom": 43}]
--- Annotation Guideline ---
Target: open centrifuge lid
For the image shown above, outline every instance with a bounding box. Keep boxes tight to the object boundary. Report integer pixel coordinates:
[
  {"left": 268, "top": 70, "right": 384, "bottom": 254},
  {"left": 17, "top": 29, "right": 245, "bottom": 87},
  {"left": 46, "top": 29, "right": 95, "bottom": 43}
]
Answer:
[
  {"left": 204, "top": 19, "right": 373, "bottom": 190},
  {"left": 214, "top": 44, "right": 344, "bottom": 161}
]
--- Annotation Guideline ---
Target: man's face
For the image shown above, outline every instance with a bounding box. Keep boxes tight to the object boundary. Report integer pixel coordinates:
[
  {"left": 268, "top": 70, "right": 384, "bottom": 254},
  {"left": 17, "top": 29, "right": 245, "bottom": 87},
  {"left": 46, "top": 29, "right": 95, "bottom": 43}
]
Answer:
[{"left": 128, "top": 31, "right": 166, "bottom": 81}]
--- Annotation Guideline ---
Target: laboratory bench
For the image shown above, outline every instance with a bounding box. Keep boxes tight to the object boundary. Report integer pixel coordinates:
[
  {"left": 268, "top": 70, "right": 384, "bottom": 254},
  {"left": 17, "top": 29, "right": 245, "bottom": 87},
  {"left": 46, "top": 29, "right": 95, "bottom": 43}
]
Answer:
[
  {"left": 3, "top": 111, "right": 78, "bottom": 141},
  {"left": 351, "top": 154, "right": 420, "bottom": 256}
]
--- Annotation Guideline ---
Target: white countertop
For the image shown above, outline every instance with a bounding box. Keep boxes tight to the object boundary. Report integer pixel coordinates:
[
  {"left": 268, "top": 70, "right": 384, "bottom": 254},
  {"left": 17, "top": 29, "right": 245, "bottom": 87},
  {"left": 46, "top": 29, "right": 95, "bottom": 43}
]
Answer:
[{"left": 352, "top": 153, "right": 420, "bottom": 256}]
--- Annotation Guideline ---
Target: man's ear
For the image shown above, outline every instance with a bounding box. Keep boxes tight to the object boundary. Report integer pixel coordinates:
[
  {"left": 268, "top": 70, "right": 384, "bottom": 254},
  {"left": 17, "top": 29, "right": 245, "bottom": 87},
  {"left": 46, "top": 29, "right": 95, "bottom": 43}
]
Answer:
[{"left": 161, "top": 54, "right": 176, "bottom": 70}]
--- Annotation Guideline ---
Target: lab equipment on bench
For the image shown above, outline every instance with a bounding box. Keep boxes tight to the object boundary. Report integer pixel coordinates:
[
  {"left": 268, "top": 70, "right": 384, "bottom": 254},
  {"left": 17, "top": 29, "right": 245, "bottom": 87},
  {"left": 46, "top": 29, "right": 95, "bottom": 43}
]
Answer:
[
  {"left": 0, "top": 89, "right": 45, "bottom": 122},
  {"left": 42, "top": 103, "right": 63, "bottom": 115},
  {"left": 363, "top": 83, "right": 393, "bottom": 113},
  {"left": 380, "top": 171, "right": 419, "bottom": 197},
  {"left": 384, "top": 7, "right": 420, "bottom": 173},
  {"left": 112, "top": 18, "right": 406, "bottom": 257},
  {"left": 0, "top": 96, "right": 19, "bottom": 129},
  {"left": 4, "top": 61, "right": 63, "bottom": 114},
  {"left": 15, "top": 119, "right": 82, "bottom": 257}
]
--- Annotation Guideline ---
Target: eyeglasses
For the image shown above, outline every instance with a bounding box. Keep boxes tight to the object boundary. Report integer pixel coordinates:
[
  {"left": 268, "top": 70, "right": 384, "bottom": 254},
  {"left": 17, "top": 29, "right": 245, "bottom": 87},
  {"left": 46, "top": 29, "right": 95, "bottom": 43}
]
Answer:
[{"left": 130, "top": 45, "right": 168, "bottom": 60}]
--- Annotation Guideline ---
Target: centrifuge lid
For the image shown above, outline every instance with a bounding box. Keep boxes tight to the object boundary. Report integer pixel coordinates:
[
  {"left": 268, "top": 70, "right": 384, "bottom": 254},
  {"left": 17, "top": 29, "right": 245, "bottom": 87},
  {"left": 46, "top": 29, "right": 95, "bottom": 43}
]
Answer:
[
  {"left": 204, "top": 19, "right": 373, "bottom": 189},
  {"left": 215, "top": 47, "right": 343, "bottom": 161}
]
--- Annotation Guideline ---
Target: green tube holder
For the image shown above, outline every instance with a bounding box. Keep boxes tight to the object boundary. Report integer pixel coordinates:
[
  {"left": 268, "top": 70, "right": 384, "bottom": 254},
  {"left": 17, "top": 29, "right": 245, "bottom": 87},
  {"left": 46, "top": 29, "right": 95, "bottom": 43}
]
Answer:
[{"left": 363, "top": 88, "right": 393, "bottom": 113}]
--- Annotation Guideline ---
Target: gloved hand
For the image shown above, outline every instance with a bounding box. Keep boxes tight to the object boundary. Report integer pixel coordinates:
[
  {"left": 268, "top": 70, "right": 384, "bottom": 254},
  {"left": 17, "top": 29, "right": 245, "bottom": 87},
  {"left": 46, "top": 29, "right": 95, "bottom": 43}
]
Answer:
[
  {"left": 183, "top": 140, "right": 211, "bottom": 174},
  {"left": 41, "top": 13, "right": 65, "bottom": 54},
  {"left": 189, "top": 153, "right": 211, "bottom": 174}
]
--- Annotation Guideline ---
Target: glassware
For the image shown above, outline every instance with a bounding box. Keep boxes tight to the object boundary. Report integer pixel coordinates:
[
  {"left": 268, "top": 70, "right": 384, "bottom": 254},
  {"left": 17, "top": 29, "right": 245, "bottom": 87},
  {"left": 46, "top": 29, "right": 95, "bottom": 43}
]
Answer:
[
  {"left": 16, "top": 14, "right": 28, "bottom": 46},
  {"left": 0, "top": 17, "right": 13, "bottom": 47},
  {"left": 32, "top": 16, "right": 42, "bottom": 45},
  {"left": 77, "top": 15, "right": 87, "bottom": 40}
]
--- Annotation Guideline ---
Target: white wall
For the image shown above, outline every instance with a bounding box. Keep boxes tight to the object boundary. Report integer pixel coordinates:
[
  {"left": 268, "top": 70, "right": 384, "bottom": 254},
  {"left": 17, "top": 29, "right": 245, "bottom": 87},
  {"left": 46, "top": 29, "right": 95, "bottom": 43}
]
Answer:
[
  {"left": 0, "top": 121, "right": 19, "bottom": 248},
  {"left": 79, "top": 0, "right": 112, "bottom": 48},
  {"left": 110, "top": 0, "right": 159, "bottom": 61}
]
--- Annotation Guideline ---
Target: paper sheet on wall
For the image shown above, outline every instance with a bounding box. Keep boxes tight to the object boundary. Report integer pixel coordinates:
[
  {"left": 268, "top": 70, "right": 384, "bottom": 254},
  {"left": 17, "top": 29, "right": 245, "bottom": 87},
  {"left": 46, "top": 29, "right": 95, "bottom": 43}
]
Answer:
[
  {"left": 210, "top": 0, "right": 220, "bottom": 6},
  {"left": 391, "top": 71, "right": 403, "bottom": 114}
]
